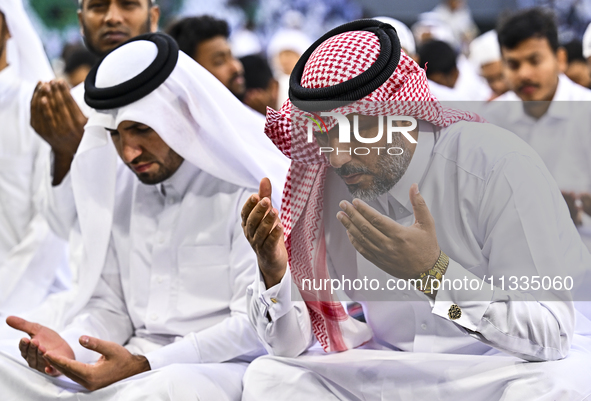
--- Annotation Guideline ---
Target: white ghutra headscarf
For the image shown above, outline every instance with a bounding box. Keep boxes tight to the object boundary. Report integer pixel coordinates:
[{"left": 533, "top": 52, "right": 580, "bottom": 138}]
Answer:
[
  {"left": 65, "top": 33, "right": 289, "bottom": 322},
  {"left": 0, "top": 0, "right": 53, "bottom": 82}
]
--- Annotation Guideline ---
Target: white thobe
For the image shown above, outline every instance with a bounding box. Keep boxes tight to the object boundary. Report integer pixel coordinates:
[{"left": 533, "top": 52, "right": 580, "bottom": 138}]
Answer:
[
  {"left": 244, "top": 120, "right": 591, "bottom": 400},
  {"left": 0, "top": 65, "right": 68, "bottom": 315},
  {"left": 0, "top": 160, "right": 265, "bottom": 400},
  {"left": 427, "top": 79, "right": 464, "bottom": 101},
  {"left": 453, "top": 55, "right": 492, "bottom": 101},
  {"left": 0, "top": 83, "right": 95, "bottom": 334}
]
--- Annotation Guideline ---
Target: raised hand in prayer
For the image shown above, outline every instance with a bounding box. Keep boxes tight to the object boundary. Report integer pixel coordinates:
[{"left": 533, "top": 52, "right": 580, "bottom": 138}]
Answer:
[
  {"left": 337, "top": 183, "right": 441, "bottom": 280},
  {"left": 42, "top": 336, "right": 151, "bottom": 391},
  {"left": 241, "top": 177, "right": 288, "bottom": 288},
  {"left": 6, "top": 316, "right": 74, "bottom": 377},
  {"left": 30, "top": 80, "right": 88, "bottom": 185}
]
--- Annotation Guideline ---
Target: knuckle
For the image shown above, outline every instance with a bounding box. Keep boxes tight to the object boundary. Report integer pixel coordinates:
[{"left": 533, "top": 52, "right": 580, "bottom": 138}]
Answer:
[
  {"left": 360, "top": 224, "right": 372, "bottom": 236},
  {"left": 369, "top": 216, "right": 382, "bottom": 227}
]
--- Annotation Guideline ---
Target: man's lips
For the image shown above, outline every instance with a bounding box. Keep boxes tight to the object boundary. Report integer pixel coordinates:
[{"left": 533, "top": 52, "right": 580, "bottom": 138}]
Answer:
[
  {"left": 518, "top": 85, "right": 539, "bottom": 96},
  {"left": 102, "top": 31, "right": 129, "bottom": 43},
  {"left": 340, "top": 173, "right": 364, "bottom": 185},
  {"left": 132, "top": 162, "right": 154, "bottom": 173}
]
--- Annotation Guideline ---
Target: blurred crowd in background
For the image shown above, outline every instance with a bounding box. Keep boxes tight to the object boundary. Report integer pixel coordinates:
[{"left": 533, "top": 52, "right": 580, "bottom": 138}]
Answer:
[{"left": 18, "top": 0, "right": 591, "bottom": 117}]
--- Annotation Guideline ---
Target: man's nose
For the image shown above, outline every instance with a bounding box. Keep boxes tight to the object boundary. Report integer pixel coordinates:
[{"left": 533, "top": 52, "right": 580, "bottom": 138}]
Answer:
[
  {"left": 105, "top": 4, "right": 125, "bottom": 25},
  {"left": 231, "top": 58, "right": 244, "bottom": 75},
  {"left": 327, "top": 135, "right": 353, "bottom": 169},
  {"left": 517, "top": 63, "right": 535, "bottom": 81},
  {"left": 121, "top": 140, "right": 142, "bottom": 164}
]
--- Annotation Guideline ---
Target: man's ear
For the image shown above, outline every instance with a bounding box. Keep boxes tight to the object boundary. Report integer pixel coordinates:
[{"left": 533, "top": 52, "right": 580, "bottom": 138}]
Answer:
[
  {"left": 556, "top": 46, "right": 568, "bottom": 73},
  {"left": 77, "top": 10, "right": 84, "bottom": 39},
  {"left": 0, "top": 12, "right": 10, "bottom": 40},
  {"left": 149, "top": 6, "right": 160, "bottom": 33}
]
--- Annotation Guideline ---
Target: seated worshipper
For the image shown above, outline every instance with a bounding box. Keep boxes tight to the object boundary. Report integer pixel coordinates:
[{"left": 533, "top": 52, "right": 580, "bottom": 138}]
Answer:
[
  {"left": 0, "top": 0, "right": 162, "bottom": 335},
  {"left": 267, "top": 25, "right": 312, "bottom": 109},
  {"left": 240, "top": 20, "right": 591, "bottom": 400},
  {"left": 417, "top": 39, "right": 464, "bottom": 100},
  {"left": 0, "top": 33, "right": 289, "bottom": 400},
  {"left": 240, "top": 54, "right": 278, "bottom": 116},
  {"left": 374, "top": 16, "right": 417, "bottom": 61},
  {"left": 469, "top": 30, "right": 509, "bottom": 99},
  {"left": 563, "top": 39, "right": 591, "bottom": 89},
  {"left": 431, "top": 0, "right": 478, "bottom": 50},
  {"left": 482, "top": 8, "right": 591, "bottom": 250},
  {"left": 0, "top": 0, "right": 68, "bottom": 315},
  {"left": 412, "top": 12, "right": 490, "bottom": 101},
  {"left": 166, "top": 15, "right": 246, "bottom": 100},
  {"left": 62, "top": 43, "right": 98, "bottom": 87}
]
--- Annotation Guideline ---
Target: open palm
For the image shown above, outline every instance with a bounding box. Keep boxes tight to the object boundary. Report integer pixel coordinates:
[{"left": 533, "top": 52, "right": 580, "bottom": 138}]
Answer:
[{"left": 6, "top": 316, "right": 75, "bottom": 376}]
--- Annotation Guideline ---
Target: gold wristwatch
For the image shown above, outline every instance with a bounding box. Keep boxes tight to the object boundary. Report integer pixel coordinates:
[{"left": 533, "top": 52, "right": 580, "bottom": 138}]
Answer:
[{"left": 415, "top": 251, "right": 449, "bottom": 293}]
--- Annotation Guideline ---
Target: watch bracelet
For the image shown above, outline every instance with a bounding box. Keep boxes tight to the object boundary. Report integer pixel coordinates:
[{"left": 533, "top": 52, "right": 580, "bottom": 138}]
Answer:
[{"left": 416, "top": 251, "right": 450, "bottom": 293}]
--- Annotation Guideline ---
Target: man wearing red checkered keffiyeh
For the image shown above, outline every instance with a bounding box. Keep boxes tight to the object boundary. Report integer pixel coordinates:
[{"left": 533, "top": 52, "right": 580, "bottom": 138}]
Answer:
[{"left": 241, "top": 19, "right": 591, "bottom": 400}]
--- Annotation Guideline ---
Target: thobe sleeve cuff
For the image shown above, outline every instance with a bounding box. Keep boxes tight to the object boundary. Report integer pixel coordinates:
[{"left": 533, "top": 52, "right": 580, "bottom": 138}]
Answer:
[
  {"left": 256, "top": 266, "right": 293, "bottom": 322},
  {"left": 431, "top": 258, "right": 494, "bottom": 332},
  {"left": 144, "top": 337, "right": 201, "bottom": 370},
  {"left": 60, "top": 327, "right": 101, "bottom": 364}
]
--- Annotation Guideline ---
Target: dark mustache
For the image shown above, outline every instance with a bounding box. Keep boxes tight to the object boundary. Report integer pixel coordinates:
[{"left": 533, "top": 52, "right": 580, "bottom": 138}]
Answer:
[
  {"left": 518, "top": 82, "right": 540, "bottom": 91},
  {"left": 130, "top": 156, "right": 154, "bottom": 166},
  {"left": 334, "top": 163, "right": 372, "bottom": 177}
]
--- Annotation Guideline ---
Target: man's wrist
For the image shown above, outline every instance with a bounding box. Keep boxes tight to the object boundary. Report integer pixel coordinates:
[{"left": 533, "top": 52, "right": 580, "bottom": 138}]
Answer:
[
  {"left": 51, "top": 152, "right": 74, "bottom": 186},
  {"left": 132, "top": 355, "right": 151, "bottom": 374},
  {"left": 261, "top": 268, "right": 286, "bottom": 289},
  {"left": 414, "top": 250, "right": 450, "bottom": 298}
]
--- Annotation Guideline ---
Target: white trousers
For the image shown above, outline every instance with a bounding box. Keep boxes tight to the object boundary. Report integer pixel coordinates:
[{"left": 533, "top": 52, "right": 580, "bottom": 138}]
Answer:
[
  {"left": 0, "top": 349, "right": 246, "bottom": 401},
  {"left": 242, "top": 335, "right": 591, "bottom": 401}
]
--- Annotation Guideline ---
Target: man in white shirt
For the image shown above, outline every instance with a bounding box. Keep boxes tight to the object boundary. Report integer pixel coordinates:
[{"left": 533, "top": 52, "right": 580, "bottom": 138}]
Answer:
[
  {"left": 0, "top": 0, "right": 68, "bottom": 315},
  {"left": 469, "top": 30, "right": 509, "bottom": 99},
  {"left": 241, "top": 20, "right": 591, "bottom": 400},
  {"left": 0, "top": 33, "right": 288, "bottom": 400},
  {"left": 417, "top": 39, "right": 465, "bottom": 101},
  {"left": 482, "top": 8, "right": 591, "bottom": 247}
]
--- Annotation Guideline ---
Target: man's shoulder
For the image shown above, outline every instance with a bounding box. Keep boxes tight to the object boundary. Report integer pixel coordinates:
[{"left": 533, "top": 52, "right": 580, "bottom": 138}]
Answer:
[
  {"left": 70, "top": 83, "right": 92, "bottom": 116},
  {"left": 190, "top": 168, "right": 256, "bottom": 201},
  {"left": 435, "top": 121, "right": 544, "bottom": 178},
  {"left": 558, "top": 75, "right": 591, "bottom": 101}
]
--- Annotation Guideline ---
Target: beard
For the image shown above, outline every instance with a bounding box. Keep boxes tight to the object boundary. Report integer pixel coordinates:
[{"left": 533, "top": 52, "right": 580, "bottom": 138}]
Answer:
[
  {"left": 128, "top": 149, "right": 184, "bottom": 185},
  {"left": 335, "top": 140, "right": 413, "bottom": 202}
]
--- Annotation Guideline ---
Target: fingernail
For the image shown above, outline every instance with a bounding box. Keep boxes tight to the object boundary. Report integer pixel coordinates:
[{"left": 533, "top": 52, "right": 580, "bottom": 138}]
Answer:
[
  {"left": 261, "top": 198, "right": 269, "bottom": 206},
  {"left": 269, "top": 209, "right": 275, "bottom": 217},
  {"left": 414, "top": 184, "right": 420, "bottom": 194},
  {"left": 337, "top": 211, "right": 344, "bottom": 221},
  {"left": 339, "top": 201, "right": 347, "bottom": 210},
  {"left": 80, "top": 336, "right": 89, "bottom": 344}
]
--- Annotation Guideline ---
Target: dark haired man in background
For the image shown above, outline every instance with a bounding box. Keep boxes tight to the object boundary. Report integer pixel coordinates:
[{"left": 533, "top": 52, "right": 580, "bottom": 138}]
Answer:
[
  {"left": 563, "top": 39, "right": 591, "bottom": 89},
  {"left": 166, "top": 15, "right": 246, "bottom": 99},
  {"left": 417, "top": 39, "right": 463, "bottom": 100},
  {"left": 239, "top": 54, "right": 278, "bottom": 116},
  {"left": 32, "top": 0, "right": 160, "bottom": 188},
  {"left": 483, "top": 8, "right": 591, "bottom": 248}
]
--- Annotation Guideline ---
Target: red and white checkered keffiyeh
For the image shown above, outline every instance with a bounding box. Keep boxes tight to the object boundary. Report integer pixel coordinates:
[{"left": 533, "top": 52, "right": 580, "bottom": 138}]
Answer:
[{"left": 265, "top": 29, "right": 484, "bottom": 352}]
